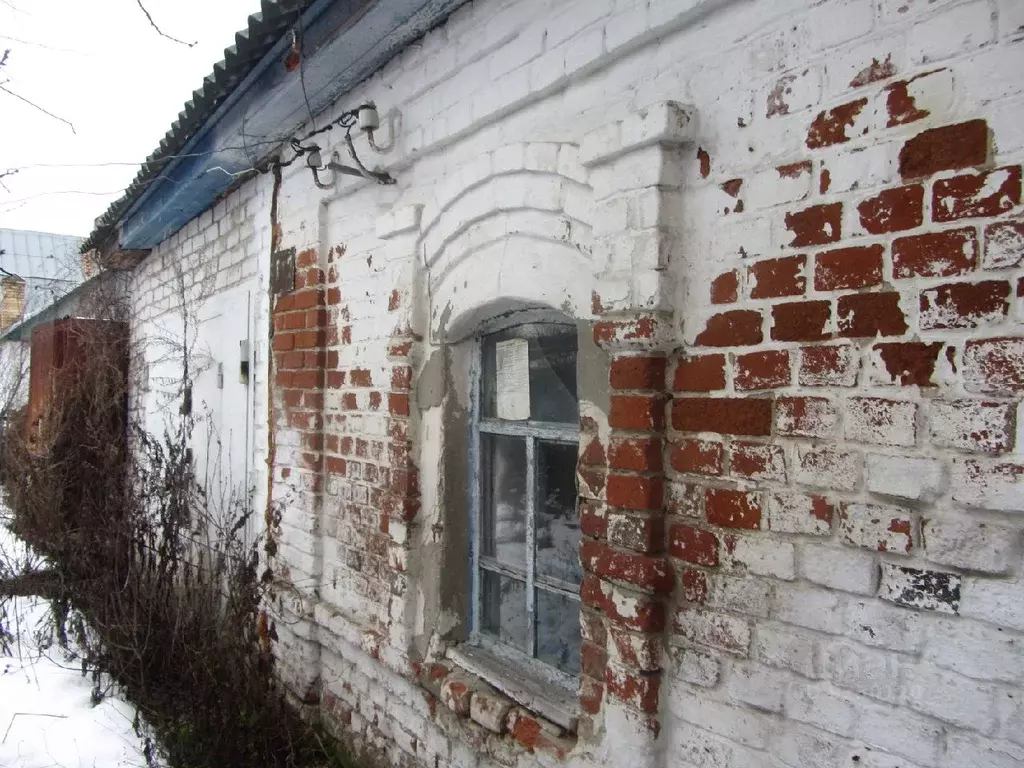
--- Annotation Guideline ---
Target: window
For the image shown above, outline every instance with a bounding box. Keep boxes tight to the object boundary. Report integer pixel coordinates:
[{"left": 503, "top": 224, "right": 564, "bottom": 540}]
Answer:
[{"left": 470, "top": 321, "right": 581, "bottom": 680}]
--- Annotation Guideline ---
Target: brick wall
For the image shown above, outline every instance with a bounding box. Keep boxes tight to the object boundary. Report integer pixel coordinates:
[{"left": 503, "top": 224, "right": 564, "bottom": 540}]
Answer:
[
  {"left": 195, "top": 0, "right": 1024, "bottom": 767},
  {"left": 130, "top": 175, "right": 273, "bottom": 526}
]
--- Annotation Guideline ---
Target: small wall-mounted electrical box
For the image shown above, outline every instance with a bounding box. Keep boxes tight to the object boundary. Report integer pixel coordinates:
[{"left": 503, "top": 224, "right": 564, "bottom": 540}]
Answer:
[{"left": 239, "top": 339, "right": 250, "bottom": 385}]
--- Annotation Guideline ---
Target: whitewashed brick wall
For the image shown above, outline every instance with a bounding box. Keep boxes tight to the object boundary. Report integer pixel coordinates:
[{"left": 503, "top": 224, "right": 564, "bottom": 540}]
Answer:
[{"left": 151, "top": 1, "right": 1024, "bottom": 767}]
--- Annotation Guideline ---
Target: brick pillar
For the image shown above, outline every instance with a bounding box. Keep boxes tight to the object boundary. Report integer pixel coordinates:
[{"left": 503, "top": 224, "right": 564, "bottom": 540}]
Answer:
[
  {"left": 268, "top": 245, "right": 327, "bottom": 700},
  {"left": 579, "top": 314, "right": 673, "bottom": 763}
]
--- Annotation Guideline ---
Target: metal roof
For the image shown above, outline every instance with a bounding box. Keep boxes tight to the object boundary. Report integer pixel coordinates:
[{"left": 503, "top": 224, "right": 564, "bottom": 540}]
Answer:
[
  {"left": 0, "top": 228, "right": 85, "bottom": 283},
  {"left": 83, "top": 0, "right": 316, "bottom": 252}
]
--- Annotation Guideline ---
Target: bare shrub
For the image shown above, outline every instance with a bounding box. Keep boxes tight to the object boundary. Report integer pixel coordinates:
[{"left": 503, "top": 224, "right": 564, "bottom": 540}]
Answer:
[{"left": 0, "top": 316, "right": 352, "bottom": 767}]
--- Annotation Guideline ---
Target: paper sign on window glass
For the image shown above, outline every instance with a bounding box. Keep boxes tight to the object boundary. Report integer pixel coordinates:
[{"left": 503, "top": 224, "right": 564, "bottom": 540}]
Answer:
[{"left": 495, "top": 338, "right": 530, "bottom": 420}]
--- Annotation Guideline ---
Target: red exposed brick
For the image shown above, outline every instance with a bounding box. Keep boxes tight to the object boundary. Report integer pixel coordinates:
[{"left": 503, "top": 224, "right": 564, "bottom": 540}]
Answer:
[
  {"left": 607, "top": 475, "right": 664, "bottom": 511},
  {"left": 899, "top": 119, "right": 989, "bottom": 179},
  {"left": 673, "top": 354, "right": 726, "bottom": 392},
  {"left": 874, "top": 342, "right": 943, "bottom": 386},
  {"left": 341, "top": 392, "right": 357, "bottom": 410},
  {"left": 594, "top": 316, "right": 658, "bottom": 346},
  {"left": 605, "top": 667, "right": 660, "bottom": 714},
  {"left": 580, "top": 574, "right": 666, "bottom": 632},
  {"left": 275, "top": 294, "right": 295, "bottom": 312},
  {"left": 735, "top": 350, "right": 791, "bottom": 392},
  {"left": 296, "top": 248, "right": 318, "bottom": 268},
  {"left": 327, "top": 370, "right": 345, "bottom": 388},
  {"left": 668, "top": 525, "right": 720, "bottom": 566},
  {"left": 730, "top": 442, "right": 787, "bottom": 482},
  {"left": 672, "top": 398, "right": 773, "bottom": 436},
  {"left": 388, "top": 393, "right": 410, "bottom": 416},
  {"left": 391, "top": 366, "right": 412, "bottom": 390},
  {"left": 963, "top": 337, "right": 1024, "bottom": 394},
  {"left": 292, "top": 289, "right": 325, "bottom": 309},
  {"left": 610, "top": 356, "right": 667, "bottom": 391},
  {"left": 283, "top": 389, "right": 302, "bottom": 407},
  {"left": 771, "top": 300, "right": 832, "bottom": 342},
  {"left": 800, "top": 345, "right": 859, "bottom": 387},
  {"left": 778, "top": 160, "right": 812, "bottom": 179},
  {"left": 327, "top": 287, "right": 342, "bottom": 305},
  {"left": 609, "top": 437, "right": 663, "bottom": 472},
  {"left": 306, "top": 308, "right": 328, "bottom": 328},
  {"left": 294, "top": 329, "right": 325, "bottom": 349},
  {"left": 273, "top": 333, "right": 295, "bottom": 352},
  {"left": 669, "top": 439, "right": 724, "bottom": 476},
  {"left": 680, "top": 568, "right": 709, "bottom": 604},
  {"left": 579, "top": 678, "right": 604, "bottom": 715},
  {"left": 694, "top": 310, "right": 763, "bottom": 347},
  {"left": 857, "top": 185, "right": 924, "bottom": 234},
  {"left": 580, "top": 436, "right": 606, "bottom": 468},
  {"left": 807, "top": 98, "right": 868, "bottom": 148},
  {"left": 785, "top": 203, "right": 843, "bottom": 247},
  {"left": 892, "top": 228, "right": 978, "bottom": 278},
  {"left": 610, "top": 395, "right": 665, "bottom": 431},
  {"left": 885, "top": 70, "right": 943, "bottom": 126},
  {"left": 697, "top": 147, "right": 711, "bottom": 178},
  {"left": 933, "top": 166, "right": 1022, "bottom": 222},
  {"left": 748, "top": 255, "right": 806, "bottom": 299},
  {"left": 705, "top": 489, "right": 761, "bottom": 530},
  {"left": 326, "top": 457, "right": 347, "bottom": 476},
  {"left": 711, "top": 270, "right": 739, "bottom": 304},
  {"left": 851, "top": 54, "right": 896, "bottom": 88},
  {"left": 815, "top": 245, "right": 884, "bottom": 290},
  {"left": 580, "top": 541, "right": 674, "bottom": 593},
  {"left": 581, "top": 501, "right": 607, "bottom": 539},
  {"left": 350, "top": 368, "right": 372, "bottom": 387},
  {"left": 837, "top": 293, "right": 908, "bottom": 338},
  {"left": 580, "top": 641, "right": 608, "bottom": 679},
  {"left": 292, "top": 369, "right": 325, "bottom": 388},
  {"left": 919, "top": 281, "right": 1010, "bottom": 330}
]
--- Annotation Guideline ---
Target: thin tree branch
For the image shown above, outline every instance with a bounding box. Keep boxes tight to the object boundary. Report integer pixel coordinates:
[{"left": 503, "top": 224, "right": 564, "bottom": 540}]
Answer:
[
  {"left": 134, "top": 0, "right": 195, "bottom": 48},
  {"left": 0, "top": 84, "right": 75, "bottom": 133}
]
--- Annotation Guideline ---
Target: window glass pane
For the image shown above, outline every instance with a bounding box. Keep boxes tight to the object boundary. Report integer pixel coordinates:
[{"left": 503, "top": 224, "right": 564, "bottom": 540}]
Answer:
[
  {"left": 481, "top": 571, "right": 528, "bottom": 651},
  {"left": 536, "top": 441, "right": 581, "bottom": 585},
  {"left": 482, "top": 324, "right": 578, "bottom": 423},
  {"left": 481, "top": 434, "right": 527, "bottom": 571},
  {"left": 536, "top": 589, "right": 580, "bottom": 674}
]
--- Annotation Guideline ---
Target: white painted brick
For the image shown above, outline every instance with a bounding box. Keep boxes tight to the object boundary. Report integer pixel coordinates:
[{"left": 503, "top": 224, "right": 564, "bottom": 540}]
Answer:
[
  {"left": 946, "top": 732, "right": 1024, "bottom": 768},
  {"left": 762, "top": 68, "right": 822, "bottom": 121},
  {"left": 805, "top": 0, "right": 875, "bottom": 50},
  {"left": 708, "top": 573, "right": 774, "bottom": 619},
  {"left": 773, "top": 583, "right": 846, "bottom": 634},
  {"left": 784, "top": 681, "right": 858, "bottom": 736},
  {"left": 921, "top": 516, "right": 1019, "bottom": 574},
  {"left": 951, "top": 458, "right": 1024, "bottom": 512},
  {"left": 668, "top": 686, "right": 774, "bottom": 749},
  {"left": 855, "top": 700, "right": 944, "bottom": 765},
  {"left": 823, "top": 639, "right": 903, "bottom": 703},
  {"left": 754, "top": 622, "right": 819, "bottom": 678},
  {"left": 923, "top": 617, "right": 1024, "bottom": 683},
  {"left": 801, "top": 543, "right": 879, "bottom": 595},
  {"left": 904, "top": 662, "right": 997, "bottom": 732},
  {"left": 930, "top": 400, "right": 1016, "bottom": 454},
  {"left": 961, "top": 577, "right": 1024, "bottom": 631},
  {"left": 725, "top": 662, "right": 787, "bottom": 713},
  {"left": 668, "top": 645, "right": 721, "bottom": 688},
  {"left": 907, "top": 0, "right": 997, "bottom": 64},
  {"left": 728, "top": 535, "right": 796, "bottom": 580},
  {"left": 839, "top": 502, "right": 914, "bottom": 555},
  {"left": 796, "top": 445, "right": 861, "bottom": 492},
  {"left": 742, "top": 161, "right": 813, "bottom": 209},
  {"left": 764, "top": 492, "right": 833, "bottom": 535},
  {"left": 844, "top": 397, "right": 918, "bottom": 448},
  {"left": 772, "top": 724, "right": 846, "bottom": 768},
  {"left": 865, "top": 453, "right": 944, "bottom": 501},
  {"left": 844, "top": 598, "right": 925, "bottom": 653}
]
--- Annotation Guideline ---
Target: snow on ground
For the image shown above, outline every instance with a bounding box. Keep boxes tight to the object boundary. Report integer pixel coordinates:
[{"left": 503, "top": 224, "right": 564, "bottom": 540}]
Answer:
[{"left": 1, "top": 515, "right": 152, "bottom": 768}]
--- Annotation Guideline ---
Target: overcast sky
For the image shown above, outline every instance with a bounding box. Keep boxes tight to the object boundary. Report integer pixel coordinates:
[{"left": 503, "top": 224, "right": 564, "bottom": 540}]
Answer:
[{"left": 0, "top": 0, "right": 260, "bottom": 237}]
